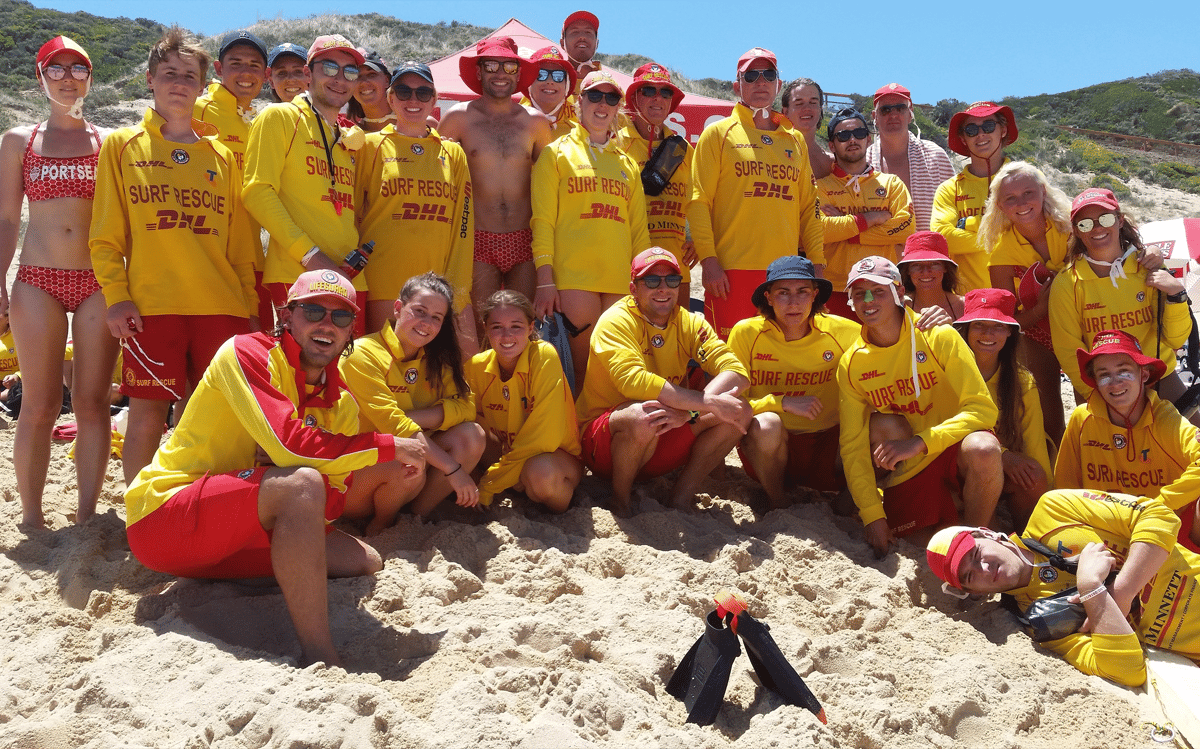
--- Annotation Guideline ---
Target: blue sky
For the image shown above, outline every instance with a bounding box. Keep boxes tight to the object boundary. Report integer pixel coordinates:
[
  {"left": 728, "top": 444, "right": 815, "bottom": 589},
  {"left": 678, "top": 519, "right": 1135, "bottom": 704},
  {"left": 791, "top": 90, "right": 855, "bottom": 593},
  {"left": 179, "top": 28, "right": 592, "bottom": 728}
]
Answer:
[{"left": 34, "top": 0, "right": 1200, "bottom": 105}]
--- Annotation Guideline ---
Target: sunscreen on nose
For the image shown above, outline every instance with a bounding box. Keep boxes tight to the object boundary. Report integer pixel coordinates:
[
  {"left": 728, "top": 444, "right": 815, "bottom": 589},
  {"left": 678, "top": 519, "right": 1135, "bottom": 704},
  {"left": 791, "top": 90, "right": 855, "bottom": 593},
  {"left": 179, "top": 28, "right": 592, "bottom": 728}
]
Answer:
[{"left": 863, "top": 289, "right": 875, "bottom": 302}]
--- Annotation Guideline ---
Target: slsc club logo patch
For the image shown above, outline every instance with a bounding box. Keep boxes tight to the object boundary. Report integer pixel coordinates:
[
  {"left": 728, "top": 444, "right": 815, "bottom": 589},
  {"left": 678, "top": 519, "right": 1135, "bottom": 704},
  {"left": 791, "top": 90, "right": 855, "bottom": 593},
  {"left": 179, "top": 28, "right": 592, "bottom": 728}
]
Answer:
[
  {"left": 1038, "top": 566, "right": 1059, "bottom": 583},
  {"left": 760, "top": 135, "right": 773, "bottom": 146},
  {"left": 171, "top": 149, "right": 189, "bottom": 165},
  {"left": 237, "top": 469, "right": 254, "bottom": 480},
  {"left": 1113, "top": 433, "right": 1127, "bottom": 449},
  {"left": 651, "top": 334, "right": 665, "bottom": 348},
  {"left": 876, "top": 187, "right": 887, "bottom": 197},
  {"left": 1137, "top": 291, "right": 1146, "bottom": 303},
  {"left": 502, "top": 384, "right": 510, "bottom": 401},
  {"left": 411, "top": 143, "right": 424, "bottom": 156},
  {"left": 823, "top": 350, "right": 834, "bottom": 361},
  {"left": 405, "top": 367, "right": 419, "bottom": 384},
  {"left": 916, "top": 351, "right": 927, "bottom": 363},
  {"left": 304, "top": 415, "right": 317, "bottom": 427}
]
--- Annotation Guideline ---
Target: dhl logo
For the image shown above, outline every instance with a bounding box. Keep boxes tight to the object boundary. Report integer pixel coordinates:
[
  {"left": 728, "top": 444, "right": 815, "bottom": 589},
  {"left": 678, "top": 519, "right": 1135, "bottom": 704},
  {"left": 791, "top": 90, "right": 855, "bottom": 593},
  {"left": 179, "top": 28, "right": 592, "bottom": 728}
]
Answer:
[
  {"left": 392, "top": 203, "right": 449, "bottom": 223},
  {"left": 742, "top": 181, "right": 793, "bottom": 200},
  {"left": 579, "top": 203, "right": 625, "bottom": 222},
  {"left": 144, "top": 210, "right": 215, "bottom": 235}
]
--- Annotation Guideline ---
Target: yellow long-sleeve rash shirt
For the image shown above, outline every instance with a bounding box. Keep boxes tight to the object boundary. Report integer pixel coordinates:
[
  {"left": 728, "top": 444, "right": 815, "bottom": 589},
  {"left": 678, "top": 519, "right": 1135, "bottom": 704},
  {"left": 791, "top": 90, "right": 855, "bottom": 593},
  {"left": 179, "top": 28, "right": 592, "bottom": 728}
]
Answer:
[
  {"left": 339, "top": 323, "right": 474, "bottom": 438},
  {"left": 0, "top": 330, "right": 18, "bottom": 379},
  {"left": 1049, "top": 254, "right": 1190, "bottom": 397},
  {"left": 617, "top": 123, "right": 693, "bottom": 283},
  {"left": 1012, "top": 489, "right": 1199, "bottom": 686},
  {"left": 194, "top": 82, "right": 264, "bottom": 272},
  {"left": 987, "top": 367, "right": 1054, "bottom": 483},
  {"left": 931, "top": 161, "right": 1009, "bottom": 292},
  {"left": 355, "top": 125, "right": 473, "bottom": 307},
  {"left": 689, "top": 104, "right": 824, "bottom": 268},
  {"left": 530, "top": 123, "right": 651, "bottom": 295},
  {"left": 576, "top": 296, "right": 748, "bottom": 425},
  {"left": 1056, "top": 392, "right": 1200, "bottom": 515},
  {"left": 727, "top": 313, "right": 860, "bottom": 433},
  {"left": 986, "top": 221, "right": 1071, "bottom": 286},
  {"left": 520, "top": 95, "right": 577, "bottom": 142},
  {"left": 837, "top": 309, "right": 998, "bottom": 525},
  {"left": 242, "top": 94, "right": 364, "bottom": 290},
  {"left": 89, "top": 108, "right": 257, "bottom": 318},
  {"left": 124, "top": 331, "right": 395, "bottom": 526},
  {"left": 816, "top": 165, "right": 915, "bottom": 289},
  {"left": 467, "top": 340, "right": 581, "bottom": 506}
]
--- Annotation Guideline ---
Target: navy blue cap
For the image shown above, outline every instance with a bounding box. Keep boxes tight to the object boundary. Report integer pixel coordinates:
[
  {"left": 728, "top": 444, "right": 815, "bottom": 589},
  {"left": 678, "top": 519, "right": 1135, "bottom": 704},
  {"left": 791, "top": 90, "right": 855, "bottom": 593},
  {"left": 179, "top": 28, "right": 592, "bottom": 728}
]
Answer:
[
  {"left": 219, "top": 30, "right": 267, "bottom": 63},
  {"left": 361, "top": 48, "right": 390, "bottom": 78},
  {"left": 751, "top": 255, "right": 833, "bottom": 310},
  {"left": 390, "top": 60, "right": 435, "bottom": 87},
  {"left": 268, "top": 42, "right": 307, "bottom": 67},
  {"left": 826, "top": 107, "right": 868, "bottom": 141}
]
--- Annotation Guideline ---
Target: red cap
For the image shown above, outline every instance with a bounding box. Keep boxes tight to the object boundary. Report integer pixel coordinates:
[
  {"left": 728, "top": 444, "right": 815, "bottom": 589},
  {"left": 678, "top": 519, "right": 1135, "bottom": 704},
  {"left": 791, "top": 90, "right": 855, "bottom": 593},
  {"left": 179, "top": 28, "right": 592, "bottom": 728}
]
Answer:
[
  {"left": 1070, "top": 188, "right": 1121, "bottom": 223},
  {"left": 957, "top": 288, "right": 1019, "bottom": 328},
  {"left": 459, "top": 37, "right": 537, "bottom": 96},
  {"left": 737, "top": 47, "right": 777, "bottom": 75},
  {"left": 37, "top": 36, "right": 91, "bottom": 71},
  {"left": 926, "top": 526, "right": 979, "bottom": 589},
  {"left": 631, "top": 247, "right": 680, "bottom": 279},
  {"left": 1077, "top": 329, "right": 1166, "bottom": 390},
  {"left": 526, "top": 45, "right": 577, "bottom": 95},
  {"left": 873, "top": 82, "right": 910, "bottom": 105},
  {"left": 947, "top": 101, "right": 1018, "bottom": 156},
  {"left": 562, "top": 10, "right": 600, "bottom": 34},
  {"left": 899, "top": 231, "right": 956, "bottom": 267},
  {"left": 287, "top": 270, "right": 359, "bottom": 312},
  {"left": 627, "top": 62, "right": 683, "bottom": 115},
  {"left": 308, "top": 34, "right": 366, "bottom": 66}
]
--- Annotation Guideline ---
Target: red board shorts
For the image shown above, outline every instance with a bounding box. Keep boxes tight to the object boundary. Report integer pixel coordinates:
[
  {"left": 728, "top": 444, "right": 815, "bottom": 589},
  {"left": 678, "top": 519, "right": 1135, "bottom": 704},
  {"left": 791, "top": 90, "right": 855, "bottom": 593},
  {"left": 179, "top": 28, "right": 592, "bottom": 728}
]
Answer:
[
  {"left": 120, "top": 314, "right": 249, "bottom": 400},
  {"left": 126, "top": 467, "right": 346, "bottom": 579},
  {"left": 581, "top": 408, "right": 697, "bottom": 479},
  {"left": 268, "top": 282, "right": 367, "bottom": 337},
  {"left": 703, "top": 268, "right": 764, "bottom": 339},
  {"left": 738, "top": 425, "right": 846, "bottom": 492},
  {"left": 883, "top": 440, "right": 962, "bottom": 537},
  {"left": 475, "top": 228, "right": 534, "bottom": 275}
]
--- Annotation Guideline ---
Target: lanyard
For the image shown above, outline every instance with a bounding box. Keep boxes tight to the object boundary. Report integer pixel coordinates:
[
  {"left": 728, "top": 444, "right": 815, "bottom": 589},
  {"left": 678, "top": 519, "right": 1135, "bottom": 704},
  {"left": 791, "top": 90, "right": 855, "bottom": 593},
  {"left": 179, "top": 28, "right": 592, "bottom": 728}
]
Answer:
[{"left": 307, "top": 94, "right": 343, "bottom": 216}]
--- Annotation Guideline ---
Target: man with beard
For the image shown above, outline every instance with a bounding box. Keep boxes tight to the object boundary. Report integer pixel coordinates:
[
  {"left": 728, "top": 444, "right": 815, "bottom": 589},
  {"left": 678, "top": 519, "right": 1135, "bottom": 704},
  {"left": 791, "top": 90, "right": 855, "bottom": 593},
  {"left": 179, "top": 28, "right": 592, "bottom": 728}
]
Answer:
[
  {"left": 560, "top": 10, "right": 601, "bottom": 85},
  {"left": 123, "top": 271, "right": 426, "bottom": 668},
  {"left": 243, "top": 34, "right": 369, "bottom": 335},
  {"left": 439, "top": 38, "right": 554, "bottom": 332},
  {"left": 816, "top": 108, "right": 914, "bottom": 318}
]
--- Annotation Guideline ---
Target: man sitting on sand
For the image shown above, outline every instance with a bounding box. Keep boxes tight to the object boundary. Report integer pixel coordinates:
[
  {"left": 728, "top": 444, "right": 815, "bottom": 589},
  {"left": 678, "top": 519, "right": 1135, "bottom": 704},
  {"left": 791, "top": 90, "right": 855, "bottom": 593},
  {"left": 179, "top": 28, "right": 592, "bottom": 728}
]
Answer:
[
  {"left": 927, "top": 488, "right": 1200, "bottom": 687},
  {"left": 837, "top": 256, "right": 1002, "bottom": 557},
  {"left": 575, "top": 247, "right": 752, "bottom": 516},
  {"left": 123, "top": 271, "right": 425, "bottom": 668}
]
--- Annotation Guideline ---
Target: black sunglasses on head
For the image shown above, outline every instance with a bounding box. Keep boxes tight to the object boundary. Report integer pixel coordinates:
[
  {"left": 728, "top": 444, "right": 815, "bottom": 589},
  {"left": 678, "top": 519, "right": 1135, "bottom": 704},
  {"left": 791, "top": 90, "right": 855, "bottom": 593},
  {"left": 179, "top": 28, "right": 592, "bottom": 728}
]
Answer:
[
  {"left": 294, "top": 303, "right": 355, "bottom": 328},
  {"left": 583, "top": 89, "right": 621, "bottom": 106}
]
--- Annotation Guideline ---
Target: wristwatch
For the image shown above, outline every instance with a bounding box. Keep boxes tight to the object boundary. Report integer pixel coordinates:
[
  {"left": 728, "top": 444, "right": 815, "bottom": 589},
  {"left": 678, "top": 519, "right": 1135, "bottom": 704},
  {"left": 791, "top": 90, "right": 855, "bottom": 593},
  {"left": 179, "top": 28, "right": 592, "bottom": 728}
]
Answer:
[{"left": 1167, "top": 290, "right": 1189, "bottom": 304}]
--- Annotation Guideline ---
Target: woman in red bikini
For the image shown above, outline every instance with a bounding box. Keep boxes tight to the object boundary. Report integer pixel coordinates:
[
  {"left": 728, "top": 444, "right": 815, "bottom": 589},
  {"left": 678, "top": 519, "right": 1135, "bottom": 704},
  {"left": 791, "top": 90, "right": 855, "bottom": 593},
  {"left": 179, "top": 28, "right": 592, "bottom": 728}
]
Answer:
[{"left": 0, "top": 36, "right": 118, "bottom": 528}]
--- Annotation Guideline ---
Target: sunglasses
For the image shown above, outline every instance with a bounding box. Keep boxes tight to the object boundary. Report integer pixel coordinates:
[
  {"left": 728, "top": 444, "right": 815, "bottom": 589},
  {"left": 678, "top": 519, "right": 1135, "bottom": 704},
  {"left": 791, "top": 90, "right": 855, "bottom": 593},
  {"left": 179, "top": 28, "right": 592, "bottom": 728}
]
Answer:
[
  {"left": 317, "top": 59, "right": 359, "bottom": 81},
  {"left": 583, "top": 89, "right": 621, "bottom": 106},
  {"left": 638, "top": 274, "right": 683, "bottom": 289},
  {"left": 1074, "top": 212, "right": 1118, "bottom": 233},
  {"left": 480, "top": 59, "right": 520, "bottom": 75},
  {"left": 833, "top": 127, "right": 871, "bottom": 142},
  {"left": 637, "top": 86, "right": 676, "bottom": 99},
  {"left": 392, "top": 84, "right": 435, "bottom": 102},
  {"left": 877, "top": 103, "right": 907, "bottom": 115},
  {"left": 43, "top": 63, "right": 90, "bottom": 81},
  {"left": 741, "top": 68, "right": 778, "bottom": 83},
  {"left": 536, "top": 68, "right": 568, "bottom": 83},
  {"left": 961, "top": 120, "right": 999, "bottom": 137},
  {"left": 294, "top": 303, "right": 355, "bottom": 328}
]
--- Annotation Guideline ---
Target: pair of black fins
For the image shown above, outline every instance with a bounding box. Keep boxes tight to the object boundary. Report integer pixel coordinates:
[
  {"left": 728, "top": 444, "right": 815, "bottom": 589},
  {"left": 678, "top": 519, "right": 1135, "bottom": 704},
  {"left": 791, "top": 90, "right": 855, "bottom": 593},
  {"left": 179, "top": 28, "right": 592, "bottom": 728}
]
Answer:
[{"left": 666, "top": 590, "right": 826, "bottom": 726}]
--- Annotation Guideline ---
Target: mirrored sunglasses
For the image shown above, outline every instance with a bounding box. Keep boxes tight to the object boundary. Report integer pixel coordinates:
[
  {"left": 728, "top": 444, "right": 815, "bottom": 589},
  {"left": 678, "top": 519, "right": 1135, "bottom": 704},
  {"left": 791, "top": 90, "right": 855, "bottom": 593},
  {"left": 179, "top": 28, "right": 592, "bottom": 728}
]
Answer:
[
  {"left": 480, "top": 59, "right": 520, "bottom": 75},
  {"left": 392, "top": 84, "right": 435, "bottom": 102},
  {"left": 1074, "top": 212, "right": 1118, "bottom": 233},
  {"left": 43, "top": 63, "right": 90, "bottom": 81},
  {"left": 583, "top": 89, "right": 621, "bottom": 106},
  {"left": 318, "top": 59, "right": 359, "bottom": 81},
  {"left": 536, "top": 68, "right": 568, "bottom": 83},
  {"left": 295, "top": 303, "right": 355, "bottom": 328}
]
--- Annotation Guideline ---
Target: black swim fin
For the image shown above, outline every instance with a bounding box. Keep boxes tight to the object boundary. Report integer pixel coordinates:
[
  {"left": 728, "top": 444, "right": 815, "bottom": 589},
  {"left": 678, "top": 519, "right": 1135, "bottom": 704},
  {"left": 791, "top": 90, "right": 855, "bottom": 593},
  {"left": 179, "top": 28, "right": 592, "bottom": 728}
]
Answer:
[
  {"left": 666, "top": 609, "right": 741, "bottom": 725},
  {"left": 715, "top": 590, "right": 826, "bottom": 725}
]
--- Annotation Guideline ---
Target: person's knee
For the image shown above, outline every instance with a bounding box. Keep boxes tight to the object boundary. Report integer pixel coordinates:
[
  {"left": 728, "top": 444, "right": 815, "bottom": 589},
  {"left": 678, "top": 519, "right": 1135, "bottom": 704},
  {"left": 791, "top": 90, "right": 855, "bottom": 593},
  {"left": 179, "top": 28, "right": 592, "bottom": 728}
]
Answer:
[
  {"left": 271, "top": 466, "right": 327, "bottom": 514},
  {"left": 961, "top": 431, "right": 1003, "bottom": 470},
  {"left": 869, "top": 412, "right": 910, "bottom": 446},
  {"left": 745, "top": 413, "right": 784, "bottom": 451},
  {"left": 610, "top": 408, "right": 657, "bottom": 447}
]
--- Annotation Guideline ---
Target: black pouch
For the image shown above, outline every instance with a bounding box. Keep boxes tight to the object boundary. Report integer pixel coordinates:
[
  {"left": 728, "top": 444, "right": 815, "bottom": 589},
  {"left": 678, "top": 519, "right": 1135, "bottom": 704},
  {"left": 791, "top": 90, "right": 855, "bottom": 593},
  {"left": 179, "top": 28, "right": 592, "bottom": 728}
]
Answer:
[
  {"left": 1001, "top": 537, "right": 1117, "bottom": 643},
  {"left": 641, "top": 134, "right": 688, "bottom": 196}
]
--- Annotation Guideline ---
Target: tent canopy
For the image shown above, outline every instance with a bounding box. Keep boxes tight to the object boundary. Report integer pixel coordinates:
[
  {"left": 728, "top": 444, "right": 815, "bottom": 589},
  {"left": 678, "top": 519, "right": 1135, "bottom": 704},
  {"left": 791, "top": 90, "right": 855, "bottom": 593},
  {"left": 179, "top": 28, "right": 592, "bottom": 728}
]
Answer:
[{"left": 428, "top": 18, "right": 733, "bottom": 144}]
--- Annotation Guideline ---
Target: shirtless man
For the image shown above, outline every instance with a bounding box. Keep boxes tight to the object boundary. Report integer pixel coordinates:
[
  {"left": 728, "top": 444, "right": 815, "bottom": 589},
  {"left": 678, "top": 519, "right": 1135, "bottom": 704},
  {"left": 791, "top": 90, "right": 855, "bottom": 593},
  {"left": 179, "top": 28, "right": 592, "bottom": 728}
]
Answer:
[{"left": 439, "top": 37, "right": 554, "bottom": 333}]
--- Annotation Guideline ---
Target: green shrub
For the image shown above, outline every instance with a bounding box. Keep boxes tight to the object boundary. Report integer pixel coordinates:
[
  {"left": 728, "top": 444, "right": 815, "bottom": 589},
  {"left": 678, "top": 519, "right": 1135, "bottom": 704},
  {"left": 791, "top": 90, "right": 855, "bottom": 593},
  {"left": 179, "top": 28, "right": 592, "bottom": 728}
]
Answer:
[{"left": 1089, "top": 173, "right": 1131, "bottom": 198}]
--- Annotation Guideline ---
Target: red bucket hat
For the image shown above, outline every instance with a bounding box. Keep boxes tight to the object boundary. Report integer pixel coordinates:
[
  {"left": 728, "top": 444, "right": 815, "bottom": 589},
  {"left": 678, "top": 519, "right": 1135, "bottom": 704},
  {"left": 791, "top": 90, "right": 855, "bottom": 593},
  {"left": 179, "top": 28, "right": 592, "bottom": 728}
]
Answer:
[
  {"left": 458, "top": 37, "right": 537, "bottom": 96},
  {"left": 627, "top": 62, "right": 683, "bottom": 115},
  {"left": 525, "top": 45, "right": 577, "bottom": 95},
  {"left": 1076, "top": 329, "right": 1166, "bottom": 389},
  {"left": 957, "top": 288, "right": 1019, "bottom": 328},
  {"left": 899, "top": 231, "right": 957, "bottom": 267},
  {"left": 947, "top": 101, "right": 1018, "bottom": 156}
]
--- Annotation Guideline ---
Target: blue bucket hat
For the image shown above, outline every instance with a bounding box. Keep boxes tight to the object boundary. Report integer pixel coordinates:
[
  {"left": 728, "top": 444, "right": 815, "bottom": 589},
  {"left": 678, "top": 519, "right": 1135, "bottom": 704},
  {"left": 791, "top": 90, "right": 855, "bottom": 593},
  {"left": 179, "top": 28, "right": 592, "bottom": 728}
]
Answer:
[{"left": 751, "top": 255, "right": 833, "bottom": 310}]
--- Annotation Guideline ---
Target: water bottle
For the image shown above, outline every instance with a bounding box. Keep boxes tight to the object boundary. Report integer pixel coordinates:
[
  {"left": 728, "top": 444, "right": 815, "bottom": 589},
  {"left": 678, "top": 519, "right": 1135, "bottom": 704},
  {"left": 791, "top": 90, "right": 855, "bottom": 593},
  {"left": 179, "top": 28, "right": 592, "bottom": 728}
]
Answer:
[{"left": 342, "top": 240, "right": 375, "bottom": 278}]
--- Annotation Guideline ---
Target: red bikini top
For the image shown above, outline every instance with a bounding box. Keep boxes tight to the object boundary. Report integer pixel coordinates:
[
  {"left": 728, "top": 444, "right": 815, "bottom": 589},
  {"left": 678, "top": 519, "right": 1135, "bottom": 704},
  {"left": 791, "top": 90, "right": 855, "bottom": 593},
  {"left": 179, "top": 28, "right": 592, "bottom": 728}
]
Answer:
[{"left": 22, "top": 122, "right": 102, "bottom": 202}]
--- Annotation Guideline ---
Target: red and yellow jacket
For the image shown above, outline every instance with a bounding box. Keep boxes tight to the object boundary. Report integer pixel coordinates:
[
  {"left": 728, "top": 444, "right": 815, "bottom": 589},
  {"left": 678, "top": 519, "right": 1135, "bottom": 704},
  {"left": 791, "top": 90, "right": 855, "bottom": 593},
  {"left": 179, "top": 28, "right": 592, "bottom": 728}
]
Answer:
[{"left": 124, "top": 332, "right": 395, "bottom": 525}]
